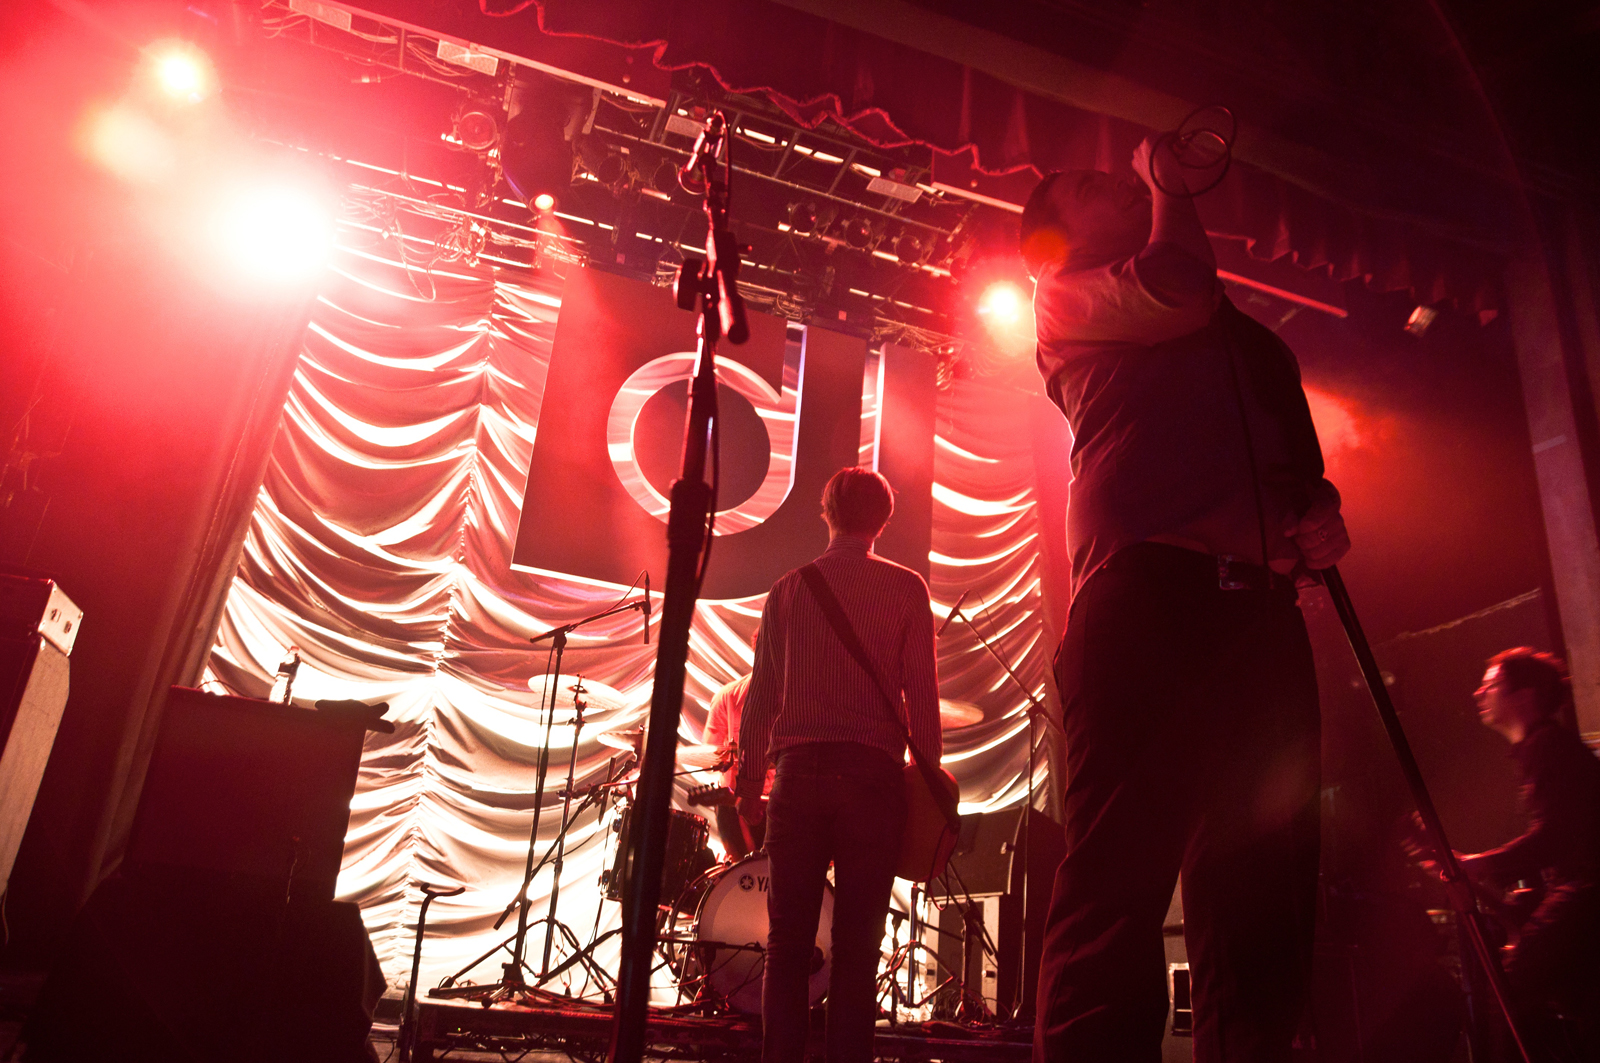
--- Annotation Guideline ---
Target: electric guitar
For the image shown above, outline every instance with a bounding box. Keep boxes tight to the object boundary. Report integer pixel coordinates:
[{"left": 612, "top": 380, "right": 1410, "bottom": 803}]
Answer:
[{"left": 685, "top": 782, "right": 738, "bottom": 809}]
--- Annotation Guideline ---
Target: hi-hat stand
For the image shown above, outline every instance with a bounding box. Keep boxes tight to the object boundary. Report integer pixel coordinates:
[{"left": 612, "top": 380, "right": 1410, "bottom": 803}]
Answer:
[
  {"left": 609, "top": 111, "right": 747, "bottom": 1063},
  {"left": 434, "top": 595, "right": 648, "bottom": 1004},
  {"left": 1322, "top": 567, "right": 1538, "bottom": 1063}
]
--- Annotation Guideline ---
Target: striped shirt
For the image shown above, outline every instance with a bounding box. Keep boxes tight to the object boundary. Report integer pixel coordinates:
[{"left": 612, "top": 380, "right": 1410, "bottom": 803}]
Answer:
[{"left": 735, "top": 535, "right": 942, "bottom": 797}]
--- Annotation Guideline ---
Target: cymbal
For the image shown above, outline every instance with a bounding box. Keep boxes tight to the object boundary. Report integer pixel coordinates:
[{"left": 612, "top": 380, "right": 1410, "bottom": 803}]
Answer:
[
  {"left": 593, "top": 731, "right": 720, "bottom": 771},
  {"left": 674, "top": 743, "right": 721, "bottom": 770},
  {"left": 939, "top": 698, "right": 984, "bottom": 729},
  {"left": 526, "top": 674, "right": 628, "bottom": 714},
  {"left": 596, "top": 728, "right": 645, "bottom": 753}
]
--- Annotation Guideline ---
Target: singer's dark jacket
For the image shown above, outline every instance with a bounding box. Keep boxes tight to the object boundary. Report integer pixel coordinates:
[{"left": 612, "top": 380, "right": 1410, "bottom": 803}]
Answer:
[{"left": 1033, "top": 241, "right": 1327, "bottom": 597}]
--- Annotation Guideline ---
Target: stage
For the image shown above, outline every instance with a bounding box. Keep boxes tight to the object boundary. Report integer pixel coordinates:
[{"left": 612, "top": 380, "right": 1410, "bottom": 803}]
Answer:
[{"left": 408, "top": 996, "right": 1031, "bottom": 1063}]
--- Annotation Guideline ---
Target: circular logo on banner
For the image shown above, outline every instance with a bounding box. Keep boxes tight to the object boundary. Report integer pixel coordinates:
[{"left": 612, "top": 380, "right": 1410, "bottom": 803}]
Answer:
[{"left": 607, "top": 352, "right": 801, "bottom": 535}]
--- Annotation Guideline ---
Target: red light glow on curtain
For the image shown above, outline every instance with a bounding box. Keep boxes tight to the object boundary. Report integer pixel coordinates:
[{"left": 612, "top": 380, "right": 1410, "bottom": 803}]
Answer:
[{"left": 204, "top": 240, "right": 1060, "bottom": 995}]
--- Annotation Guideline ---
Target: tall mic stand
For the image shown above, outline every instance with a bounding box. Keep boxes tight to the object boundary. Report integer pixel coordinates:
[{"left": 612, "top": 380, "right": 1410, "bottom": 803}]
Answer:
[
  {"left": 433, "top": 595, "right": 646, "bottom": 1004},
  {"left": 608, "top": 111, "right": 746, "bottom": 1063},
  {"left": 1322, "top": 567, "right": 1537, "bottom": 1063},
  {"left": 941, "top": 595, "right": 1064, "bottom": 1020}
]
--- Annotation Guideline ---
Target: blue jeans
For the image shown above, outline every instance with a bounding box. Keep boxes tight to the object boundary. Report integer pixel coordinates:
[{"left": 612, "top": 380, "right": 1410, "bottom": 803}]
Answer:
[{"left": 763, "top": 741, "right": 906, "bottom": 1063}]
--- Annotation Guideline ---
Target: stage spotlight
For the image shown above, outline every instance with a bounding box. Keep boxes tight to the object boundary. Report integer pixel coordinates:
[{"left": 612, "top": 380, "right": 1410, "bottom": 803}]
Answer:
[
  {"left": 843, "top": 216, "right": 873, "bottom": 249},
  {"left": 452, "top": 104, "right": 500, "bottom": 153},
  {"left": 148, "top": 41, "right": 213, "bottom": 102},
  {"left": 212, "top": 183, "right": 336, "bottom": 283},
  {"left": 1404, "top": 304, "right": 1438, "bottom": 336},
  {"left": 650, "top": 158, "right": 678, "bottom": 195},
  {"left": 978, "top": 280, "right": 1026, "bottom": 323},
  {"left": 595, "top": 151, "right": 627, "bottom": 187},
  {"left": 502, "top": 73, "right": 587, "bottom": 207},
  {"left": 787, "top": 201, "right": 819, "bottom": 235},
  {"left": 891, "top": 228, "right": 925, "bottom": 263},
  {"left": 533, "top": 192, "right": 556, "bottom": 213}
]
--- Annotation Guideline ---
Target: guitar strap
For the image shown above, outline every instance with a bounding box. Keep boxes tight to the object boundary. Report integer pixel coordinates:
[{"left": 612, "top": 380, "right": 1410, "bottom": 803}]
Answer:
[{"left": 797, "top": 563, "right": 960, "bottom": 829}]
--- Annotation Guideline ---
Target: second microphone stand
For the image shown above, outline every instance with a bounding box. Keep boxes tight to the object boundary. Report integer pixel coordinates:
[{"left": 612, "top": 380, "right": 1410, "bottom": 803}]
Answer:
[
  {"left": 941, "top": 592, "right": 1065, "bottom": 1021},
  {"left": 434, "top": 594, "right": 647, "bottom": 1004}
]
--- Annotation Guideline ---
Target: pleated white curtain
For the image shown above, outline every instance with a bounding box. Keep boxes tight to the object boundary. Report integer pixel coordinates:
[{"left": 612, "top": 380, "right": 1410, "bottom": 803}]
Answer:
[{"left": 204, "top": 235, "right": 1059, "bottom": 997}]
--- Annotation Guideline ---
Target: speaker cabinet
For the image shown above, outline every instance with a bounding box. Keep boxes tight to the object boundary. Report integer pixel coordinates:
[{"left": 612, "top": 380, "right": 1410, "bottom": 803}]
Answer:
[
  {"left": 126, "top": 686, "right": 369, "bottom": 902},
  {"left": 0, "top": 590, "right": 74, "bottom": 896}
]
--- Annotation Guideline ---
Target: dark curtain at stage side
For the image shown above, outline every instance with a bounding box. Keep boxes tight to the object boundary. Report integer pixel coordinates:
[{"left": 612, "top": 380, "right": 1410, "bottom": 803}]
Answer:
[
  {"left": 204, "top": 242, "right": 1061, "bottom": 993},
  {"left": 1, "top": 236, "right": 315, "bottom": 958}
]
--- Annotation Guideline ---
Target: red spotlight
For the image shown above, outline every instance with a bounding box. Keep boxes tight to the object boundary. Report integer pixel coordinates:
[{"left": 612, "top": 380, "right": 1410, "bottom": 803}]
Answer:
[
  {"left": 978, "top": 281, "right": 1026, "bottom": 324},
  {"left": 212, "top": 184, "right": 336, "bottom": 284},
  {"left": 533, "top": 192, "right": 556, "bottom": 213}
]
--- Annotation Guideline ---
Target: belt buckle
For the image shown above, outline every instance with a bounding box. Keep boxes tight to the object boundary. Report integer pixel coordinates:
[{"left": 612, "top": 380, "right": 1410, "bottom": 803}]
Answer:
[{"left": 1216, "top": 554, "right": 1251, "bottom": 591}]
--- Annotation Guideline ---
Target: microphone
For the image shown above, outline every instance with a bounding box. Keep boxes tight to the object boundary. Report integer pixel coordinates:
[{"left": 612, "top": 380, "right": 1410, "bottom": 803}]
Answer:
[
  {"left": 676, "top": 113, "right": 726, "bottom": 189},
  {"left": 642, "top": 571, "right": 651, "bottom": 646},
  {"left": 937, "top": 590, "right": 969, "bottom": 637}
]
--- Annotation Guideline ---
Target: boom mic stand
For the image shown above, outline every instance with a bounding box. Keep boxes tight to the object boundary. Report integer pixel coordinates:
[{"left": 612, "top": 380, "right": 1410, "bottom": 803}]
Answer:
[
  {"left": 609, "top": 111, "right": 747, "bottom": 1063},
  {"left": 434, "top": 595, "right": 647, "bottom": 1004},
  {"left": 941, "top": 593, "right": 1064, "bottom": 1020},
  {"left": 1321, "top": 567, "right": 1538, "bottom": 1063}
]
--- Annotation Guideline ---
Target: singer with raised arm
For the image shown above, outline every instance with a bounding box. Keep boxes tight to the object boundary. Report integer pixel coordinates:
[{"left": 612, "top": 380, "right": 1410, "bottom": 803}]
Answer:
[
  {"left": 1023, "top": 131, "right": 1349, "bottom": 1062},
  {"left": 735, "top": 467, "right": 941, "bottom": 1063}
]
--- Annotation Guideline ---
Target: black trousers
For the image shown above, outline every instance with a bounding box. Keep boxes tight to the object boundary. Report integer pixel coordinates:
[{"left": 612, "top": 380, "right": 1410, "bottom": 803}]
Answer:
[
  {"left": 1035, "top": 543, "right": 1321, "bottom": 1063},
  {"left": 763, "top": 741, "right": 906, "bottom": 1063}
]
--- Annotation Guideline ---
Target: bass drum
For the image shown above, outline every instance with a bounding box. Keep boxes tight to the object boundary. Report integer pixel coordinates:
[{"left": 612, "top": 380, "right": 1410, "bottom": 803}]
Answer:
[{"left": 687, "top": 852, "right": 832, "bottom": 1014}]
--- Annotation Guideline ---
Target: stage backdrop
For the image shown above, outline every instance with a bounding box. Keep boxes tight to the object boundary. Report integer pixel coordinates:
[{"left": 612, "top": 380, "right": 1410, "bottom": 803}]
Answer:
[{"left": 203, "top": 238, "right": 1068, "bottom": 997}]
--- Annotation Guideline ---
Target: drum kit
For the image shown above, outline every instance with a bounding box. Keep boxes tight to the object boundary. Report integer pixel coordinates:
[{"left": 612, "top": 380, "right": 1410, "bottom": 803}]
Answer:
[{"left": 432, "top": 658, "right": 988, "bottom": 1017}]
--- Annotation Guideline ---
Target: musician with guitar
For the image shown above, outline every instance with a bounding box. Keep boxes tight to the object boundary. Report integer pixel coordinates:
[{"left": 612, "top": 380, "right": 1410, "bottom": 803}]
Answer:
[
  {"left": 735, "top": 467, "right": 948, "bottom": 1063},
  {"left": 1456, "top": 649, "right": 1600, "bottom": 1042}
]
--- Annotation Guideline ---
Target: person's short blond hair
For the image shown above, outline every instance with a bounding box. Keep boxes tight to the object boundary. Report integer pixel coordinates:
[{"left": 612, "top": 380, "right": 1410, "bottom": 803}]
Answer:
[{"left": 821, "top": 467, "right": 894, "bottom": 538}]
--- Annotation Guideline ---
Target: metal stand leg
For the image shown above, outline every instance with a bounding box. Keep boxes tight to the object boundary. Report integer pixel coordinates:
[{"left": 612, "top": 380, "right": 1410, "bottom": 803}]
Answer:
[
  {"left": 1323, "top": 567, "right": 1538, "bottom": 1063},
  {"left": 400, "top": 882, "right": 464, "bottom": 1063}
]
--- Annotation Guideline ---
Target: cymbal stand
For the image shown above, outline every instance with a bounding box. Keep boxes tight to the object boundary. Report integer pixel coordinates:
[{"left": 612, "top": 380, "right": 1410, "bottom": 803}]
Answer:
[
  {"left": 432, "top": 597, "right": 646, "bottom": 1002},
  {"left": 878, "top": 901, "right": 965, "bottom": 1021},
  {"left": 942, "top": 596, "right": 1061, "bottom": 1019},
  {"left": 536, "top": 678, "right": 591, "bottom": 979},
  {"left": 432, "top": 759, "right": 634, "bottom": 999}
]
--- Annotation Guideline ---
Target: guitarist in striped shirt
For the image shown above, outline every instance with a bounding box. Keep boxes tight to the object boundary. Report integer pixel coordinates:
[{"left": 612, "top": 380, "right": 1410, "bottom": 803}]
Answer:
[{"left": 736, "top": 467, "right": 942, "bottom": 1063}]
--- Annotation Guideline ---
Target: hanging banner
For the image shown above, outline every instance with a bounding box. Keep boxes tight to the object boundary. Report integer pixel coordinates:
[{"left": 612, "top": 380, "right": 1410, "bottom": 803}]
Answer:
[{"left": 512, "top": 267, "right": 931, "bottom": 597}]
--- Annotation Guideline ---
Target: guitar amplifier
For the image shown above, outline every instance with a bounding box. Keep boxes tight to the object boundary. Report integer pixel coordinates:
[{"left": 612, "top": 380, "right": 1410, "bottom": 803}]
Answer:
[
  {"left": 0, "top": 574, "right": 82, "bottom": 656},
  {"left": 0, "top": 574, "right": 79, "bottom": 896}
]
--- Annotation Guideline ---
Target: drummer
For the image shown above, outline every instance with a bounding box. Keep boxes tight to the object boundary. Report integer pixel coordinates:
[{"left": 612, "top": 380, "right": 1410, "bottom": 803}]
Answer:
[{"left": 704, "top": 632, "right": 773, "bottom": 859}]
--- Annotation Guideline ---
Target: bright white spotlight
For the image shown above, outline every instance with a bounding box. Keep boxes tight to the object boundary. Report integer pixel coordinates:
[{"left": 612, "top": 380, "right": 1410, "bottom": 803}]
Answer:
[
  {"left": 978, "top": 281, "right": 1025, "bottom": 323},
  {"left": 532, "top": 192, "right": 555, "bottom": 213},
  {"left": 213, "top": 184, "right": 336, "bottom": 283},
  {"left": 79, "top": 103, "right": 176, "bottom": 183},
  {"left": 148, "top": 41, "right": 214, "bottom": 102}
]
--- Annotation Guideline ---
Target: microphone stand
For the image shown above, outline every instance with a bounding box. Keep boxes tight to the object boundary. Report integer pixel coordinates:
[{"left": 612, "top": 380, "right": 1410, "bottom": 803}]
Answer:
[
  {"left": 1321, "top": 567, "right": 1537, "bottom": 1063},
  {"left": 608, "top": 111, "right": 747, "bottom": 1063},
  {"left": 432, "top": 595, "right": 646, "bottom": 1003},
  {"left": 941, "top": 595, "right": 1063, "bottom": 1021}
]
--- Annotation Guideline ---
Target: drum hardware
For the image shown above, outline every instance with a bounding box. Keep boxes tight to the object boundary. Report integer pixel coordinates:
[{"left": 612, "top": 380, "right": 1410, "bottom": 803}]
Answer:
[
  {"left": 878, "top": 900, "right": 968, "bottom": 1024},
  {"left": 432, "top": 585, "right": 647, "bottom": 1006},
  {"left": 431, "top": 753, "right": 636, "bottom": 1002},
  {"left": 669, "top": 851, "right": 833, "bottom": 1016},
  {"left": 599, "top": 804, "right": 712, "bottom": 907}
]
